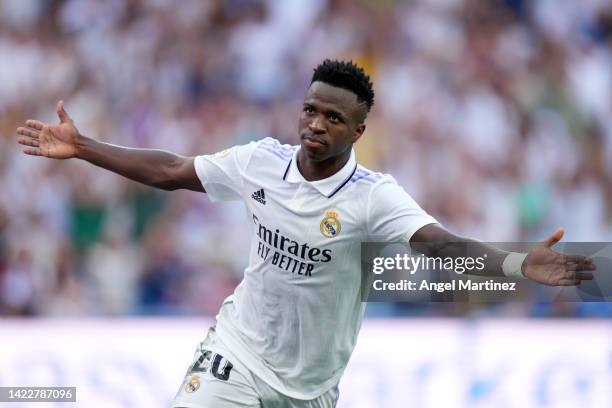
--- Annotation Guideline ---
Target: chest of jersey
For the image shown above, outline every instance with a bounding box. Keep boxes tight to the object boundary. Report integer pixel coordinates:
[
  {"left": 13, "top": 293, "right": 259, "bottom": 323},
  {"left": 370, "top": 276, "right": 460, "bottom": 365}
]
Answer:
[{"left": 242, "top": 175, "right": 365, "bottom": 283}]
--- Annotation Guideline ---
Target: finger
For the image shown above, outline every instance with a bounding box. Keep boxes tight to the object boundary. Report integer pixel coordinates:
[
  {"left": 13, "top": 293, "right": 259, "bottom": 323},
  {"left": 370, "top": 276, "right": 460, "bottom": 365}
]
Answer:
[
  {"left": 25, "top": 120, "right": 45, "bottom": 130},
  {"left": 559, "top": 270, "right": 593, "bottom": 282},
  {"left": 542, "top": 227, "right": 564, "bottom": 247},
  {"left": 564, "top": 254, "right": 593, "bottom": 264},
  {"left": 16, "top": 127, "right": 40, "bottom": 138},
  {"left": 17, "top": 137, "right": 40, "bottom": 148},
  {"left": 575, "top": 272, "right": 594, "bottom": 280},
  {"left": 23, "top": 147, "right": 42, "bottom": 156},
  {"left": 557, "top": 278, "right": 581, "bottom": 286},
  {"left": 566, "top": 263, "right": 596, "bottom": 272},
  {"left": 56, "top": 100, "right": 72, "bottom": 124}
]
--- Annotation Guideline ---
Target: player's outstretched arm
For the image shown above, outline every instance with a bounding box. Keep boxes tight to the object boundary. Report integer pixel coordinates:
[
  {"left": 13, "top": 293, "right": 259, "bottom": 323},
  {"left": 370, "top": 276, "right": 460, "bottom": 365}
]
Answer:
[
  {"left": 16, "top": 101, "right": 203, "bottom": 192},
  {"left": 411, "top": 224, "right": 595, "bottom": 285}
]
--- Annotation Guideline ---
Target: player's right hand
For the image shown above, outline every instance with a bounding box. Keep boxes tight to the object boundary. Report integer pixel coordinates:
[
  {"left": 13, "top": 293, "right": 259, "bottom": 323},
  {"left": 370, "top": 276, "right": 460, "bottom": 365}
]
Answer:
[{"left": 16, "top": 100, "right": 80, "bottom": 159}]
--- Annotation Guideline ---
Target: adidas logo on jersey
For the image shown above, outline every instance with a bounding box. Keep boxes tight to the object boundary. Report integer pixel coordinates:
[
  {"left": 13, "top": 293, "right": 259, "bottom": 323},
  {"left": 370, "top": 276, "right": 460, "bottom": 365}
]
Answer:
[{"left": 251, "top": 189, "right": 266, "bottom": 205}]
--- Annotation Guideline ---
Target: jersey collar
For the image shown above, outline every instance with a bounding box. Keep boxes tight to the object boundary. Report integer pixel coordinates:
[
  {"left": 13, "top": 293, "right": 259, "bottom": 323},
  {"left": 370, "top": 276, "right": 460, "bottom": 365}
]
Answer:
[{"left": 283, "top": 146, "right": 358, "bottom": 198}]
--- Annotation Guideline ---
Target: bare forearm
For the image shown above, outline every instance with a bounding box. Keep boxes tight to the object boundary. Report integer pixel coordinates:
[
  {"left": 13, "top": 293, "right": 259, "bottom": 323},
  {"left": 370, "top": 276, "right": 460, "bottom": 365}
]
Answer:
[
  {"left": 16, "top": 102, "right": 202, "bottom": 191},
  {"left": 411, "top": 225, "right": 508, "bottom": 276},
  {"left": 75, "top": 134, "right": 193, "bottom": 191},
  {"left": 415, "top": 239, "right": 507, "bottom": 276}
]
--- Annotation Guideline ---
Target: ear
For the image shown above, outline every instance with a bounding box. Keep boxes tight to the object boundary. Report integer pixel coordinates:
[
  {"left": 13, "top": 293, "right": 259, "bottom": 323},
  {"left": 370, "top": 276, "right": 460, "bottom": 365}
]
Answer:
[{"left": 352, "top": 123, "right": 366, "bottom": 143}]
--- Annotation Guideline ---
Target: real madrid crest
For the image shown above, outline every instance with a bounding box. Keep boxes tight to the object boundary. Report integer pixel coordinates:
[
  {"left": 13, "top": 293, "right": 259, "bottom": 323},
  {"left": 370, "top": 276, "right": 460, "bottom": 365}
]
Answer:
[
  {"left": 184, "top": 375, "right": 201, "bottom": 393},
  {"left": 320, "top": 211, "right": 341, "bottom": 238}
]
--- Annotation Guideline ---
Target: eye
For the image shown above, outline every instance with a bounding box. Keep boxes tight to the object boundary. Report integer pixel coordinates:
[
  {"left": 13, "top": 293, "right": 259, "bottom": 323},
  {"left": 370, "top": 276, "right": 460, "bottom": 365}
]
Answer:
[
  {"left": 303, "top": 105, "right": 314, "bottom": 114},
  {"left": 328, "top": 112, "right": 341, "bottom": 123}
]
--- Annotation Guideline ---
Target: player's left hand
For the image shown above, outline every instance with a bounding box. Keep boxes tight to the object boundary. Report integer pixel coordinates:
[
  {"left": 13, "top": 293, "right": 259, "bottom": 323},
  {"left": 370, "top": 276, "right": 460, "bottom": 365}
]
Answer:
[{"left": 522, "top": 228, "right": 596, "bottom": 286}]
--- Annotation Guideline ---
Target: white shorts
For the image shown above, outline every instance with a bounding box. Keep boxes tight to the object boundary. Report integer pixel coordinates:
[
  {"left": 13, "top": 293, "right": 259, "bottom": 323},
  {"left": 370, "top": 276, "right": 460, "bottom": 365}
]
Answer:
[{"left": 172, "top": 327, "right": 340, "bottom": 408}]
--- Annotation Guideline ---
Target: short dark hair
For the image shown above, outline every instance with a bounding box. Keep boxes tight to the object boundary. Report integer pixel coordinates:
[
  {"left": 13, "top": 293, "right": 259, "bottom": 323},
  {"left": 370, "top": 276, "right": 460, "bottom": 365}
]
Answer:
[{"left": 310, "top": 59, "right": 375, "bottom": 113}]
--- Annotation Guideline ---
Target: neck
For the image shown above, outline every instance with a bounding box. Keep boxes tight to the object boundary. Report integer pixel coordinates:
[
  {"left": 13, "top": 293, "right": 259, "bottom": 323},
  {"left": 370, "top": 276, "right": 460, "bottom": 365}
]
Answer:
[{"left": 296, "top": 147, "right": 352, "bottom": 181}]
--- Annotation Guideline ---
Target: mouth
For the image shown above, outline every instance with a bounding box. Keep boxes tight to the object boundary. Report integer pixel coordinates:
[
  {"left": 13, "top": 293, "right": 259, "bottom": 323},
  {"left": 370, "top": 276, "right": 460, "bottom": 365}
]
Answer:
[{"left": 302, "top": 134, "right": 327, "bottom": 148}]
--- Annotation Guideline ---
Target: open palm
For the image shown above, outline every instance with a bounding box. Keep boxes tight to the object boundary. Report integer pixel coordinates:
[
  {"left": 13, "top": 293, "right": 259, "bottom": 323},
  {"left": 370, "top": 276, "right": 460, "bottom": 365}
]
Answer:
[
  {"left": 523, "top": 228, "right": 596, "bottom": 286},
  {"left": 17, "top": 101, "right": 80, "bottom": 159}
]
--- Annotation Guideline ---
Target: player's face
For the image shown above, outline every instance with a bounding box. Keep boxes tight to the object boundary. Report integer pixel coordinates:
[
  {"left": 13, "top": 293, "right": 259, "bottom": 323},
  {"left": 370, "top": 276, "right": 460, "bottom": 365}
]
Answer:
[{"left": 298, "top": 81, "right": 366, "bottom": 162}]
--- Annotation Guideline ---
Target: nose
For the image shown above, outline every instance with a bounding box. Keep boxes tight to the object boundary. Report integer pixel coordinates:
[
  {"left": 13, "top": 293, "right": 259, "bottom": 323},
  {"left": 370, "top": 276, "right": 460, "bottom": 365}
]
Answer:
[{"left": 308, "top": 116, "right": 325, "bottom": 134}]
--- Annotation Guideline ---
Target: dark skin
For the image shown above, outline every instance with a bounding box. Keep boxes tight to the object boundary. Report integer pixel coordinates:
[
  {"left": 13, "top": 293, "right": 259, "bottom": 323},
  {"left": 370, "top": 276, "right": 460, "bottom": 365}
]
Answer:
[
  {"left": 16, "top": 86, "right": 596, "bottom": 285},
  {"left": 297, "top": 81, "right": 366, "bottom": 181},
  {"left": 295, "top": 82, "right": 595, "bottom": 284},
  {"left": 16, "top": 101, "right": 203, "bottom": 192}
]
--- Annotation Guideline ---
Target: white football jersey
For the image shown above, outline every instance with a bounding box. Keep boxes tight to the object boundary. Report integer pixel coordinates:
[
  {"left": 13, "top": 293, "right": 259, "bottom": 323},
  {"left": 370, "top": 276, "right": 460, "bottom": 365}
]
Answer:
[{"left": 194, "top": 137, "right": 437, "bottom": 399}]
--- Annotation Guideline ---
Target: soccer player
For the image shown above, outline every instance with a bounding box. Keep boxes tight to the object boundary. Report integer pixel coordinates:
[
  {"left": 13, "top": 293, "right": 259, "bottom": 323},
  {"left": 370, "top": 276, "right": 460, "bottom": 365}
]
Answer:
[{"left": 16, "top": 60, "right": 595, "bottom": 407}]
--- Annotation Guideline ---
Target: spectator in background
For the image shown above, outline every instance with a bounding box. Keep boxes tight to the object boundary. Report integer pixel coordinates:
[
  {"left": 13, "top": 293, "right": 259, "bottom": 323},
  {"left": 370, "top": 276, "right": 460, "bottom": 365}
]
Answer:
[{"left": 1, "top": 0, "right": 611, "bottom": 317}]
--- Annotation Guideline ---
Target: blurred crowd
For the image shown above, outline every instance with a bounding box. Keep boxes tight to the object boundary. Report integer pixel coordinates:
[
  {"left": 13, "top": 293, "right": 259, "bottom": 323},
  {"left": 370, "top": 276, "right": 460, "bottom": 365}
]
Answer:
[{"left": 0, "top": 0, "right": 611, "bottom": 317}]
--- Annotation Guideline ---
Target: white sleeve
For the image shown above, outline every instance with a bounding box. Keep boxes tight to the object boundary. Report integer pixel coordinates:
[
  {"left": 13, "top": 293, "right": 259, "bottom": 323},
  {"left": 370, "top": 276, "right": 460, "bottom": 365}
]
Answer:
[
  {"left": 367, "top": 177, "right": 437, "bottom": 243},
  {"left": 193, "top": 141, "right": 258, "bottom": 202}
]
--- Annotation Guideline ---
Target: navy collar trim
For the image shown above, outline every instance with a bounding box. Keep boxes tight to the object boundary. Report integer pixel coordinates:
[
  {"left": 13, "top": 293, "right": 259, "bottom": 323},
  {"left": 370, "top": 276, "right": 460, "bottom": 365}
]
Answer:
[
  {"left": 327, "top": 163, "right": 357, "bottom": 198},
  {"left": 282, "top": 160, "right": 292, "bottom": 181},
  {"left": 282, "top": 158, "right": 357, "bottom": 199}
]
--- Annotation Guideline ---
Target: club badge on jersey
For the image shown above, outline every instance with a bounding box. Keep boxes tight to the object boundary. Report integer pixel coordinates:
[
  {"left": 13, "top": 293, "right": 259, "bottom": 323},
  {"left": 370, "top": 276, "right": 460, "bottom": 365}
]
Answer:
[
  {"left": 320, "top": 211, "right": 341, "bottom": 238},
  {"left": 184, "top": 375, "right": 201, "bottom": 393}
]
